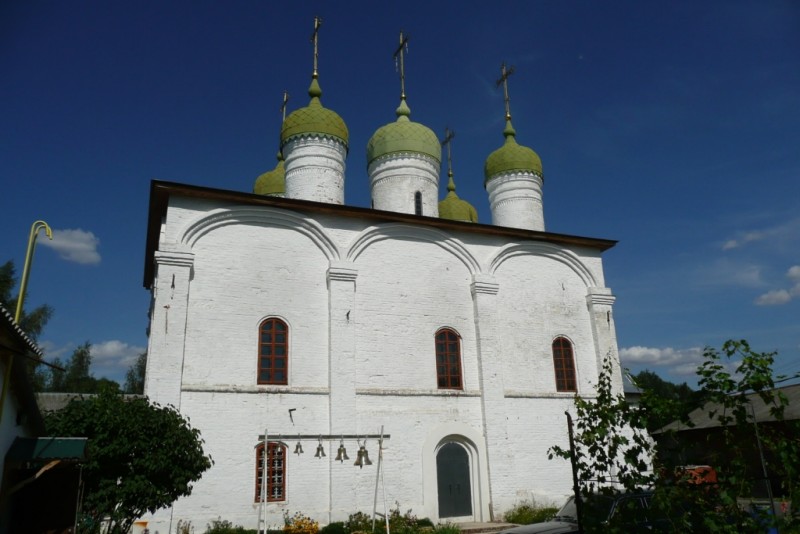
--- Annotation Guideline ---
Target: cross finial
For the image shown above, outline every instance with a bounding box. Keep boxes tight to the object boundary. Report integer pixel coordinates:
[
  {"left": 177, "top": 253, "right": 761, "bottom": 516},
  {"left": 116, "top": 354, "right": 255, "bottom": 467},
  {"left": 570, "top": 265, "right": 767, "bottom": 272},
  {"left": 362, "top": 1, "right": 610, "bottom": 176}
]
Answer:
[
  {"left": 393, "top": 30, "right": 410, "bottom": 100},
  {"left": 496, "top": 62, "right": 515, "bottom": 121},
  {"left": 311, "top": 16, "right": 323, "bottom": 78},
  {"left": 280, "top": 90, "right": 289, "bottom": 122},
  {"left": 441, "top": 127, "right": 455, "bottom": 180}
]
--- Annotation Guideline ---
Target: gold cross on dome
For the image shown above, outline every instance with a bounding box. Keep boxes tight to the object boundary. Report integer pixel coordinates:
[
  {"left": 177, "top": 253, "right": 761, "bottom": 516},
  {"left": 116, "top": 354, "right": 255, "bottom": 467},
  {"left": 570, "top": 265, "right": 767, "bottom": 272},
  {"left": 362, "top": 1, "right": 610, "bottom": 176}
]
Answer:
[
  {"left": 280, "top": 90, "right": 289, "bottom": 122},
  {"left": 393, "top": 30, "right": 410, "bottom": 99},
  {"left": 496, "top": 62, "right": 515, "bottom": 121},
  {"left": 441, "top": 127, "right": 455, "bottom": 177},
  {"left": 310, "top": 16, "right": 322, "bottom": 78}
]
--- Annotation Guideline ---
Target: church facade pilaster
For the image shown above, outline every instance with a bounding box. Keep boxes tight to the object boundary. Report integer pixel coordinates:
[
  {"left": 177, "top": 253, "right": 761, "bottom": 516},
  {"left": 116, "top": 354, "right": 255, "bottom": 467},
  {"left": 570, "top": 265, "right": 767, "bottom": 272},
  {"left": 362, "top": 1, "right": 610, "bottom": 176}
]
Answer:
[
  {"left": 146, "top": 248, "right": 194, "bottom": 410},
  {"left": 327, "top": 260, "right": 358, "bottom": 521},
  {"left": 586, "top": 287, "right": 623, "bottom": 392},
  {"left": 470, "top": 274, "right": 506, "bottom": 519}
]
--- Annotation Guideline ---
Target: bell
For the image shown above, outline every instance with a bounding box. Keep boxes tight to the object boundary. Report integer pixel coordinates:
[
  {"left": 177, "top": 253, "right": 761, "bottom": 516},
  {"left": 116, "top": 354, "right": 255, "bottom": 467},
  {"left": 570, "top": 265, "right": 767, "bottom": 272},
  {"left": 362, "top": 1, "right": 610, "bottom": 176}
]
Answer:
[
  {"left": 315, "top": 442, "right": 326, "bottom": 458},
  {"left": 354, "top": 446, "right": 372, "bottom": 468},
  {"left": 294, "top": 441, "right": 304, "bottom": 455},
  {"left": 361, "top": 446, "right": 373, "bottom": 466},
  {"left": 335, "top": 442, "right": 349, "bottom": 462}
]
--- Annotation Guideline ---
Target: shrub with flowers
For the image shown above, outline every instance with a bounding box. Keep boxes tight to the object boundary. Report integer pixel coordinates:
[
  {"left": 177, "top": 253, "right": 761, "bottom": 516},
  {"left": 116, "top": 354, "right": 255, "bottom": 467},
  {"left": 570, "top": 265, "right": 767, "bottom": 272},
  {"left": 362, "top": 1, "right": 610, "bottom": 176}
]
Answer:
[{"left": 284, "top": 511, "right": 320, "bottom": 534}]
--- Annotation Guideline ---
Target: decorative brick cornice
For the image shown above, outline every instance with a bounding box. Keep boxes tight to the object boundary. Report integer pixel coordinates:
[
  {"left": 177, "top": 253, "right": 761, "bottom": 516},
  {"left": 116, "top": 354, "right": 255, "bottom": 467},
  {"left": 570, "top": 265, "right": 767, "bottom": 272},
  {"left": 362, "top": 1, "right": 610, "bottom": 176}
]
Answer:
[
  {"left": 327, "top": 261, "right": 358, "bottom": 283},
  {"left": 471, "top": 274, "right": 499, "bottom": 296},
  {"left": 154, "top": 250, "right": 194, "bottom": 268},
  {"left": 586, "top": 287, "right": 616, "bottom": 307}
]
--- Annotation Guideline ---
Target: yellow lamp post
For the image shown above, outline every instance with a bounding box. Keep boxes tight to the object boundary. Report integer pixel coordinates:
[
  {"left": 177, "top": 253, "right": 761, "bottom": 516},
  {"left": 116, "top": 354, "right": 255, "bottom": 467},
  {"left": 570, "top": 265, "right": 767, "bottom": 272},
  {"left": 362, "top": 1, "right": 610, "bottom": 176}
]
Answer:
[
  {"left": 0, "top": 220, "right": 52, "bottom": 423},
  {"left": 14, "top": 220, "right": 53, "bottom": 322}
]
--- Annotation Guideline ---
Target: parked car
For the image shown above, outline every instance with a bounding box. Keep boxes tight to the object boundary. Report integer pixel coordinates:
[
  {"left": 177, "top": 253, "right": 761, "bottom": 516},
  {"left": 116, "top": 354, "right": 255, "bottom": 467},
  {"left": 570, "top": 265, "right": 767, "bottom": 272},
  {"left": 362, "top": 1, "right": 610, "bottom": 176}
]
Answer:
[{"left": 499, "top": 491, "right": 667, "bottom": 533}]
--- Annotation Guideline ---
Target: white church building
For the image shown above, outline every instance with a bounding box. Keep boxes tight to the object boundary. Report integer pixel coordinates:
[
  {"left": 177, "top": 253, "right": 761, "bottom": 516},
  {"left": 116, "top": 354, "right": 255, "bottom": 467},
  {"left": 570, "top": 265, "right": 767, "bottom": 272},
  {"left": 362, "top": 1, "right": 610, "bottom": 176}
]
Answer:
[{"left": 142, "top": 29, "right": 623, "bottom": 532}]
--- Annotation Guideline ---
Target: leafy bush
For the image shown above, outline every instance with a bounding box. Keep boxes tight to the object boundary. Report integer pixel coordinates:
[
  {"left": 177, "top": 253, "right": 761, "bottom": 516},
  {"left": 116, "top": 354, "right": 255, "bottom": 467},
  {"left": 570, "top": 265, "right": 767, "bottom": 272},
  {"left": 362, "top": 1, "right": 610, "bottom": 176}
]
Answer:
[
  {"left": 503, "top": 499, "right": 558, "bottom": 525},
  {"left": 416, "top": 518, "right": 434, "bottom": 529},
  {"left": 433, "top": 522, "right": 461, "bottom": 534},
  {"left": 386, "top": 504, "right": 424, "bottom": 534},
  {"left": 284, "top": 511, "right": 320, "bottom": 534},
  {"left": 345, "top": 511, "right": 374, "bottom": 533},
  {"left": 342, "top": 507, "right": 435, "bottom": 534},
  {"left": 205, "top": 517, "right": 258, "bottom": 533},
  {"left": 319, "top": 521, "right": 347, "bottom": 534}
]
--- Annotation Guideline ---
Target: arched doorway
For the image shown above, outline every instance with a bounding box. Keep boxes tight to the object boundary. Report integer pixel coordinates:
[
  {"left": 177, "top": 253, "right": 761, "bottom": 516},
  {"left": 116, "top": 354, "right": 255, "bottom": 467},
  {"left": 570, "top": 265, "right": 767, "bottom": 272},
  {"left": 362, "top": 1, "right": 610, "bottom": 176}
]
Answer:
[{"left": 436, "top": 442, "right": 472, "bottom": 518}]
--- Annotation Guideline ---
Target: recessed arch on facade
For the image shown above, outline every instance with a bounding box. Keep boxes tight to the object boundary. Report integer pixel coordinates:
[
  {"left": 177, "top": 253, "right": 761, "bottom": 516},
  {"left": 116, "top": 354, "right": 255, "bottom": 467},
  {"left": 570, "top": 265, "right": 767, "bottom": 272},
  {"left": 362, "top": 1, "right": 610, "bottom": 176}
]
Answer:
[
  {"left": 487, "top": 242, "right": 598, "bottom": 287},
  {"left": 178, "top": 206, "right": 342, "bottom": 261},
  {"left": 345, "top": 223, "right": 481, "bottom": 275},
  {"left": 422, "top": 424, "right": 490, "bottom": 522}
]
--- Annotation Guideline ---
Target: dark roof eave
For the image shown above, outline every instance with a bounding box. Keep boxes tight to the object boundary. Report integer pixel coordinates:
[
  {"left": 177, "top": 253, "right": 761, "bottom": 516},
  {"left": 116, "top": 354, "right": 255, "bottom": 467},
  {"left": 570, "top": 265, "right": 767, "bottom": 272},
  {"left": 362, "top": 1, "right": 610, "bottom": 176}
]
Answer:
[{"left": 143, "top": 180, "right": 618, "bottom": 288}]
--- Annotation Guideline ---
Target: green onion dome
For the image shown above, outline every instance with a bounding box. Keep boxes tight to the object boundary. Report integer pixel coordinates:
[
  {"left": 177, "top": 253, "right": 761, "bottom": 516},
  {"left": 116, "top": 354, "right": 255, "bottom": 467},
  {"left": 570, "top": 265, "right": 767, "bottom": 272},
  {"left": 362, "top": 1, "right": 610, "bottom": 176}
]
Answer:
[
  {"left": 483, "top": 119, "right": 542, "bottom": 185},
  {"left": 254, "top": 153, "right": 285, "bottom": 196},
  {"left": 438, "top": 173, "right": 478, "bottom": 223},
  {"left": 366, "top": 99, "right": 441, "bottom": 165},
  {"left": 281, "top": 78, "right": 349, "bottom": 150}
]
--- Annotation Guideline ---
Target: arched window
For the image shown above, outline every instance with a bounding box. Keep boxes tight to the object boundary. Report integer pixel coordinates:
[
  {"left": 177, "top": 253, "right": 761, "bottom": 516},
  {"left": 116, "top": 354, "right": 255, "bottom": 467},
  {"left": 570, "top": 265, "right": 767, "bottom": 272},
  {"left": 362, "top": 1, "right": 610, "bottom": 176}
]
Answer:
[
  {"left": 552, "top": 337, "right": 577, "bottom": 392},
  {"left": 255, "top": 442, "right": 286, "bottom": 502},
  {"left": 414, "top": 191, "right": 422, "bottom": 215},
  {"left": 436, "top": 328, "right": 462, "bottom": 390},
  {"left": 258, "top": 318, "right": 288, "bottom": 385}
]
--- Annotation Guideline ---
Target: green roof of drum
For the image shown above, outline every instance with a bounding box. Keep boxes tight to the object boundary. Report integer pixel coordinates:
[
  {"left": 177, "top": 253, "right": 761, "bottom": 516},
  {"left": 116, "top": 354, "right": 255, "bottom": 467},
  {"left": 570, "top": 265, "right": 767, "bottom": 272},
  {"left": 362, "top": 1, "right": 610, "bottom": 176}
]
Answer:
[
  {"left": 484, "top": 120, "right": 542, "bottom": 184},
  {"left": 254, "top": 154, "right": 285, "bottom": 196},
  {"left": 281, "top": 78, "right": 349, "bottom": 149},
  {"left": 438, "top": 175, "right": 478, "bottom": 223},
  {"left": 366, "top": 99, "right": 441, "bottom": 165}
]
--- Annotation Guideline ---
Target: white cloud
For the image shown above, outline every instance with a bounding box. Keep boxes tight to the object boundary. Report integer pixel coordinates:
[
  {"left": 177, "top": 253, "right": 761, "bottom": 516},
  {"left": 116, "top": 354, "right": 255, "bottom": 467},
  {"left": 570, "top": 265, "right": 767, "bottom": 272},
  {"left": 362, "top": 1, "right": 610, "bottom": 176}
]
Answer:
[
  {"left": 755, "top": 290, "right": 791, "bottom": 306},
  {"left": 619, "top": 345, "right": 704, "bottom": 374},
  {"left": 722, "top": 230, "right": 764, "bottom": 250},
  {"left": 695, "top": 259, "right": 764, "bottom": 288},
  {"left": 37, "top": 340, "right": 71, "bottom": 360},
  {"left": 788, "top": 265, "right": 800, "bottom": 283},
  {"left": 754, "top": 265, "right": 800, "bottom": 305},
  {"left": 40, "top": 228, "right": 101, "bottom": 265},
  {"left": 36, "top": 339, "right": 145, "bottom": 382},
  {"left": 90, "top": 340, "right": 145, "bottom": 369},
  {"left": 722, "top": 217, "right": 800, "bottom": 253},
  {"left": 620, "top": 345, "right": 746, "bottom": 380}
]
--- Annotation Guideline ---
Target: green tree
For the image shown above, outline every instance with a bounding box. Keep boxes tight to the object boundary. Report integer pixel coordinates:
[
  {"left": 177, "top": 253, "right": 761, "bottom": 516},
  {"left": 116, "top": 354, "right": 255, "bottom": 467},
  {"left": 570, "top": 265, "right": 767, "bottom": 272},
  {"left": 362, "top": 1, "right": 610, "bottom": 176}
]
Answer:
[
  {"left": 38, "top": 341, "right": 108, "bottom": 393},
  {"left": 550, "top": 340, "right": 800, "bottom": 533},
  {"left": 0, "top": 260, "right": 53, "bottom": 340},
  {"left": 661, "top": 339, "right": 800, "bottom": 532},
  {"left": 44, "top": 387, "right": 213, "bottom": 533},
  {"left": 124, "top": 351, "right": 147, "bottom": 394},
  {"left": 2, "top": 259, "right": 54, "bottom": 390},
  {"left": 61, "top": 341, "right": 93, "bottom": 392},
  {"left": 549, "top": 353, "right": 655, "bottom": 495},
  {"left": 631, "top": 370, "right": 703, "bottom": 432}
]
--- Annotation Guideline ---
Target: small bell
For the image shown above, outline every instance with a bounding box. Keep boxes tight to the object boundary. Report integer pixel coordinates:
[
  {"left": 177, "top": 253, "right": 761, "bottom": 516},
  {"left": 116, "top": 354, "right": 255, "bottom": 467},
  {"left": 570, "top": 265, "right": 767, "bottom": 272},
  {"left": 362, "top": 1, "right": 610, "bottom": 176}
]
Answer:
[
  {"left": 335, "top": 440, "right": 349, "bottom": 462},
  {"left": 354, "top": 445, "right": 372, "bottom": 468},
  {"left": 360, "top": 446, "right": 373, "bottom": 466},
  {"left": 294, "top": 441, "right": 304, "bottom": 455},
  {"left": 315, "top": 438, "right": 326, "bottom": 458}
]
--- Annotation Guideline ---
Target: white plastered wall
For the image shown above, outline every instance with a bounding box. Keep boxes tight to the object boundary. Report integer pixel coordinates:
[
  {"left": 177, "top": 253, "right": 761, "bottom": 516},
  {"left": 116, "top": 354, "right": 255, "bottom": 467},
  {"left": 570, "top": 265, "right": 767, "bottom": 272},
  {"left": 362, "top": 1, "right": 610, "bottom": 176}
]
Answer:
[{"left": 143, "top": 197, "right": 619, "bottom": 531}]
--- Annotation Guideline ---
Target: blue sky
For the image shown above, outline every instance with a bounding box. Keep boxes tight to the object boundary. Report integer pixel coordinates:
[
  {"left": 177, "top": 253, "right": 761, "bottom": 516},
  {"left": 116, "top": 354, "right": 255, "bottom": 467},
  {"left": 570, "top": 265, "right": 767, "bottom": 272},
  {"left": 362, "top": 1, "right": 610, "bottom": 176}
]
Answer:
[{"left": 2, "top": 1, "right": 798, "bottom": 387}]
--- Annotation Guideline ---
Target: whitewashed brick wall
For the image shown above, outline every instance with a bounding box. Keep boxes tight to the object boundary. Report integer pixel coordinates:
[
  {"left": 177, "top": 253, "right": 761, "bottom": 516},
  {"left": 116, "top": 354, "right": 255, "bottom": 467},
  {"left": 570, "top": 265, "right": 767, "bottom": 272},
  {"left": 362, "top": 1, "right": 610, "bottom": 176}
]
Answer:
[{"left": 143, "top": 198, "right": 620, "bottom": 532}]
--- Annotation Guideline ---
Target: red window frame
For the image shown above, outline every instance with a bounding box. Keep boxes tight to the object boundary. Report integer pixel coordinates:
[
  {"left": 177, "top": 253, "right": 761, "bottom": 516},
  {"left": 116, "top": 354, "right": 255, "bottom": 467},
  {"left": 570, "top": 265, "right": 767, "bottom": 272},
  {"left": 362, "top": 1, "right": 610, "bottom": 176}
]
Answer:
[
  {"left": 255, "top": 442, "right": 286, "bottom": 502},
  {"left": 435, "top": 328, "right": 463, "bottom": 390},
  {"left": 552, "top": 337, "right": 577, "bottom": 392},
  {"left": 258, "top": 318, "right": 288, "bottom": 385}
]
